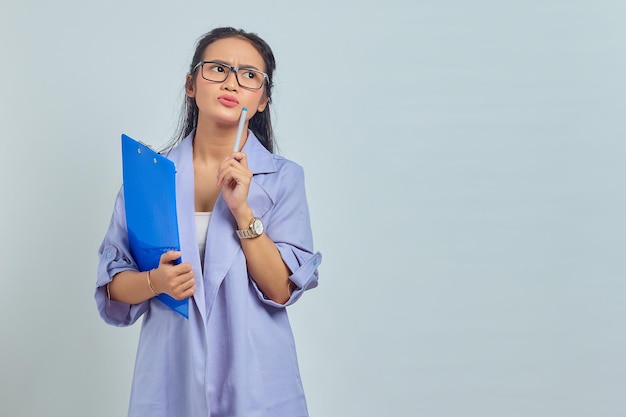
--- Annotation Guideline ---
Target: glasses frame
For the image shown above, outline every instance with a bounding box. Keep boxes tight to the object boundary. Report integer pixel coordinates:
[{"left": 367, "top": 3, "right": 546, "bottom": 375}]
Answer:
[{"left": 192, "top": 61, "right": 268, "bottom": 91}]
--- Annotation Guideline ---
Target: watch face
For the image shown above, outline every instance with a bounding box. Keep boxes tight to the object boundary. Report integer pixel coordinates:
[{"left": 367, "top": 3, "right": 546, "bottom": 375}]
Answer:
[{"left": 252, "top": 218, "right": 264, "bottom": 235}]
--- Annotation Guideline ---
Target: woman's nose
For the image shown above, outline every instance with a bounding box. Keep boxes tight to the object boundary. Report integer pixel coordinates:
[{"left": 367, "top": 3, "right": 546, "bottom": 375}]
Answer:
[{"left": 222, "top": 69, "right": 239, "bottom": 90}]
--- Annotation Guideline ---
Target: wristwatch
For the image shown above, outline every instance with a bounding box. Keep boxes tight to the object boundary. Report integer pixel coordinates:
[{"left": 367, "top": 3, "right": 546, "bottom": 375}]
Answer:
[{"left": 236, "top": 217, "right": 264, "bottom": 239}]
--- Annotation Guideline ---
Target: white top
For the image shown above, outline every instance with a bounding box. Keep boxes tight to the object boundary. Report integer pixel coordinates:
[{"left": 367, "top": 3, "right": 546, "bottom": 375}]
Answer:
[{"left": 195, "top": 212, "right": 211, "bottom": 268}]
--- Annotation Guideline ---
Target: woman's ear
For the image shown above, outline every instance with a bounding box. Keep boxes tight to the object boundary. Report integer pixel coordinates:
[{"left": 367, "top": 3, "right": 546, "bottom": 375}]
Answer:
[
  {"left": 257, "top": 96, "right": 269, "bottom": 113},
  {"left": 185, "top": 74, "right": 195, "bottom": 98}
]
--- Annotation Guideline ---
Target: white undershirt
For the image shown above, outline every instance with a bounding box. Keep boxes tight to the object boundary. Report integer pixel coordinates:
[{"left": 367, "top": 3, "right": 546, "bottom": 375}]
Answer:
[{"left": 195, "top": 212, "right": 211, "bottom": 268}]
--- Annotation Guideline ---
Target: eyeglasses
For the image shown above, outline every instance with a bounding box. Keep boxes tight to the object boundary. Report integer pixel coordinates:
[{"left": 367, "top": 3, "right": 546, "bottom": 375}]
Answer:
[{"left": 192, "top": 61, "right": 268, "bottom": 90}]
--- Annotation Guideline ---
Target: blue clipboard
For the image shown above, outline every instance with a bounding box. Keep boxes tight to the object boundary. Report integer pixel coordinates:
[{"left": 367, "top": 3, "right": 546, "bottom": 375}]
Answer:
[{"left": 121, "top": 134, "right": 189, "bottom": 319}]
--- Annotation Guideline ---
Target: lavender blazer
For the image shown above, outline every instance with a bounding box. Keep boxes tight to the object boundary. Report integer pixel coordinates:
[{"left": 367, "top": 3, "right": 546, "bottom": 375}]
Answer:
[{"left": 96, "top": 131, "right": 321, "bottom": 417}]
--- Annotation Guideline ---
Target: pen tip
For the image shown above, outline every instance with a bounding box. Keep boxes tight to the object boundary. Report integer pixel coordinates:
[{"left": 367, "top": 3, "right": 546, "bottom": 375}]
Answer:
[{"left": 242, "top": 107, "right": 248, "bottom": 112}]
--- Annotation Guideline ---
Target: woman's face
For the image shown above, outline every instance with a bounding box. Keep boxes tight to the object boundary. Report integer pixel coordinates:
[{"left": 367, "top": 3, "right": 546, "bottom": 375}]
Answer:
[{"left": 186, "top": 36, "right": 268, "bottom": 128}]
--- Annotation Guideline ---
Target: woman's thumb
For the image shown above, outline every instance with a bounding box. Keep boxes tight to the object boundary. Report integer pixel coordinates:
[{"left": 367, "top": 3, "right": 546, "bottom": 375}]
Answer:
[{"left": 160, "top": 250, "right": 182, "bottom": 264}]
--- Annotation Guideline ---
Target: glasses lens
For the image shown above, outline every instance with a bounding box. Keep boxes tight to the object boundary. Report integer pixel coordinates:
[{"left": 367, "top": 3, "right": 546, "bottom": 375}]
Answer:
[
  {"left": 201, "top": 62, "right": 229, "bottom": 82},
  {"left": 236, "top": 69, "right": 265, "bottom": 90}
]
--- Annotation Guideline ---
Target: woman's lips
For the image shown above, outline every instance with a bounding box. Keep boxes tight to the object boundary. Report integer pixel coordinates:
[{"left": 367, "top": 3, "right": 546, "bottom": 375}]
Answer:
[{"left": 217, "top": 95, "right": 239, "bottom": 107}]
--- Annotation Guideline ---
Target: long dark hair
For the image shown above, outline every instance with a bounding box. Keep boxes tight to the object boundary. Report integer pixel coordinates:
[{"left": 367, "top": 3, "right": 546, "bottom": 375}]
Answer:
[{"left": 166, "top": 27, "right": 276, "bottom": 153}]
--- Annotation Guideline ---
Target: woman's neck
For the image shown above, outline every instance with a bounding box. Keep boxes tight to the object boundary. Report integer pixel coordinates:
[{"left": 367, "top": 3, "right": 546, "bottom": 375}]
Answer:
[{"left": 193, "top": 118, "right": 248, "bottom": 162}]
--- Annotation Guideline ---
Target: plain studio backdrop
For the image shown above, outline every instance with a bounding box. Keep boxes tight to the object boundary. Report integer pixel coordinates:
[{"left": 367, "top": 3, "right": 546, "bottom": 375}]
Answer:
[{"left": 1, "top": 1, "right": 625, "bottom": 416}]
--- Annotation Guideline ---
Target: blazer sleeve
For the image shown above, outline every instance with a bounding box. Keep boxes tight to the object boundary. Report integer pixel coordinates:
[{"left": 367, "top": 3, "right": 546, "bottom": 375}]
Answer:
[
  {"left": 95, "top": 188, "right": 150, "bottom": 326},
  {"left": 252, "top": 161, "right": 322, "bottom": 308}
]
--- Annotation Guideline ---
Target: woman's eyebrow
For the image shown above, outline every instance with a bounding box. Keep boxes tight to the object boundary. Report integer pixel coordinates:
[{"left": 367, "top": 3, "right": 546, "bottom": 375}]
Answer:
[{"left": 206, "top": 59, "right": 262, "bottom": 70}]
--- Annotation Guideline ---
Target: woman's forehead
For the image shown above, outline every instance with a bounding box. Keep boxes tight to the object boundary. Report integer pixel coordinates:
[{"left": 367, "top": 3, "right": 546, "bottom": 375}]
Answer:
[{"left": 201, "top": 37, "right": 265, "bottom": 70}]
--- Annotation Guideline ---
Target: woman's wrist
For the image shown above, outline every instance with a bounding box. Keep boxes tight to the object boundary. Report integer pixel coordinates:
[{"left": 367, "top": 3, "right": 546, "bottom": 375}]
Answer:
[
  {"left": 233, "top": 206, "right": 254, "bottom": 229},
  {"left": 146, "top": 270, "right": 158, "bottom": 296}
]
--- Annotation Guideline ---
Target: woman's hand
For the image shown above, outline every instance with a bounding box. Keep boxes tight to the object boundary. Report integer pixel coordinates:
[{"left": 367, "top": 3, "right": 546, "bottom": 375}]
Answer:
[
  {"left": 217, "top": 152, "right": 253, "bottom": 222},
  {"left": 150, "top": 251, "right": 195, "bottom": 300}
]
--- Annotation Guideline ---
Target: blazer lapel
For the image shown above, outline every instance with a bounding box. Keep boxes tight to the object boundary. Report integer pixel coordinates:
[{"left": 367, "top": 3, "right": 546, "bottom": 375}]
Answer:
[{"left": 169, "top": 135, "right": 208, "bottom": 323}]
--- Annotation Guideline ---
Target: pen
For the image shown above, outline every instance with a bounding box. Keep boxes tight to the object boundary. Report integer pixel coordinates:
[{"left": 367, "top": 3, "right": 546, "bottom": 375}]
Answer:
[{"left": 233, "top": 107, "right": 248, "bottom": 153}]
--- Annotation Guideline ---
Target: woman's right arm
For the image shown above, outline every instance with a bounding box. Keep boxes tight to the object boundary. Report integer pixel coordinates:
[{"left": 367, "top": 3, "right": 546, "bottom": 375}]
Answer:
[
  {"left": 96, "top": 189, "right": 194, "bottom": 325},
  {"left": 108, "top": 250, "right": 195, "bottom": 304}
]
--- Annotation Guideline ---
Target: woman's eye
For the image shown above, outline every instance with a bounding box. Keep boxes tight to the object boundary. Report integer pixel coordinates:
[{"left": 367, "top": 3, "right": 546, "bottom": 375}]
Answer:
[
  {"left": 242, "top": 71, "right": 257, "bottom": 79},
  {"left": 210, "top": 64, "right": 225, "bottom": 73}
]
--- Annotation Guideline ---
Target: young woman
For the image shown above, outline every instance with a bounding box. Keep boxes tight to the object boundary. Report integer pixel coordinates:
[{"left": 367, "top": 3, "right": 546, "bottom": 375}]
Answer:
[{"left": 96, "top": 27, "right": 322, "bottom": 417}]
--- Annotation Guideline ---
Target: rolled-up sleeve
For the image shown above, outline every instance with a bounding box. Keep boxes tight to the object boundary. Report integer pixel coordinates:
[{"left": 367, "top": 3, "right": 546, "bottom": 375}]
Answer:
[
  {"left": 95, "top": 189, "right": 149, "bottom": 326},
  {"left": 251, "top": 162, "right": 322, "bottom": 307}
]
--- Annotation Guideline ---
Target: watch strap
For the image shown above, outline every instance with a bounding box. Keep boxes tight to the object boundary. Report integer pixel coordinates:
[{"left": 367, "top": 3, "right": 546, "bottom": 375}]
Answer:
[{"left": 236, "top": 227, "right": 256, "bottom": 239}]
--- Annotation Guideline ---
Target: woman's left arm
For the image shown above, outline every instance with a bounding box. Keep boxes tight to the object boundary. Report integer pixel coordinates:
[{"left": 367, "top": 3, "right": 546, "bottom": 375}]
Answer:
[
  {"left": 234, "top": 209, "right": 293, "bottom": 304},
  {"left": 217, "top": 152, "right": 317, "bottom": 304}
]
